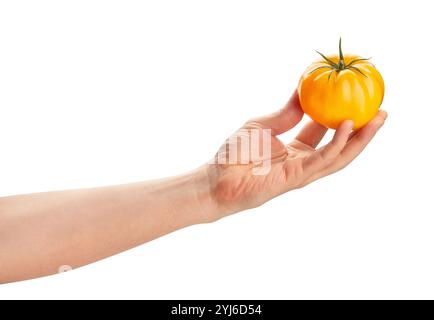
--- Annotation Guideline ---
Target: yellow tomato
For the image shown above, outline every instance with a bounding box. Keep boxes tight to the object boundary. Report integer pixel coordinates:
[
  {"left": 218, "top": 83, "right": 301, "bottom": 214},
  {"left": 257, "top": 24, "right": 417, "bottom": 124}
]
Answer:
[{"left": 298, "top": 40, "right": 385, "bottom": 129}]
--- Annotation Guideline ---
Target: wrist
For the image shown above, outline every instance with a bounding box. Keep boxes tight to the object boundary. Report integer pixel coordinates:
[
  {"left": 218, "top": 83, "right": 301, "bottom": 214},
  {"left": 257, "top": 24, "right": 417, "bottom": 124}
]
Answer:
[{"left": 187, "top": 166, "right": 220, "bottom": 224}]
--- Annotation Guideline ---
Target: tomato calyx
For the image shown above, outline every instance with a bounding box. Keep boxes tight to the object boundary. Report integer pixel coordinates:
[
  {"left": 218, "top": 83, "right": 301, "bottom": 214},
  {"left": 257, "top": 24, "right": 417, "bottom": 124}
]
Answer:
[{"left": 311, "top": 38, "right": 371, "bottom": 79}]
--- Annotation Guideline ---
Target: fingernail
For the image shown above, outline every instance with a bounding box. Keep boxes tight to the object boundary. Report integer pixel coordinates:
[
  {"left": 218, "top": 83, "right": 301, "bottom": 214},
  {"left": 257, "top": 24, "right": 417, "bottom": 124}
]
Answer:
[{"left": 379, "top": 110, "right": 388, "bottom": 120}]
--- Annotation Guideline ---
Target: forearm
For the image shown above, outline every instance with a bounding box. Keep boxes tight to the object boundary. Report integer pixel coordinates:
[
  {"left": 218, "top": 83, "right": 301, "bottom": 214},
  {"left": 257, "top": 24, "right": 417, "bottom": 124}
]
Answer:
[{"left": 0, "top": 166, "right": 215, "bottom": 283}]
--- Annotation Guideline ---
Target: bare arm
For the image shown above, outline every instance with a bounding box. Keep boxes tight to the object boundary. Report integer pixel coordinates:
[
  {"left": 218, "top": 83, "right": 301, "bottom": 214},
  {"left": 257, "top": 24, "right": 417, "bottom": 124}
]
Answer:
[
  {"left": 0, "top": 91, "right": 387, "bottom": 283},
  {"left": 0, "top": 168, "right": 214, "bottom": 283}
]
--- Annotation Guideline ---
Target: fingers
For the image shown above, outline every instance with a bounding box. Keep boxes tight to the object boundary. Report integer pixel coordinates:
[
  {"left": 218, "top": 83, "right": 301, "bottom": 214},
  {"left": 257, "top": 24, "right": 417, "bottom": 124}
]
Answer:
[
  {"left": 304, "top": 111, "right": 387, "bottom": 184},
  {"left": 328, "top": 111, "right": 387, "bottom": 171},
  {"left": 247, "top": 90, "right": 304, "bottom": 135},
  {"left": 348, "top": 110, "right": 387, "bottom": 141},
  {"left": 341, "top": 111, "right": 387, "bottom": 159},
  {"left": 294, "top": 121, "right": 328, "bottom": 148},
  {"left": 300, "top": 120, "right": 354, "bottom": 177}
]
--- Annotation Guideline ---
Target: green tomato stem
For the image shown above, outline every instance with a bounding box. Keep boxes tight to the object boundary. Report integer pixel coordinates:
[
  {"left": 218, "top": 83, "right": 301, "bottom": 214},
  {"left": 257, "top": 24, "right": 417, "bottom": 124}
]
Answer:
[{"left": 314, "top": 38, "right": 369, "bottom": 77}]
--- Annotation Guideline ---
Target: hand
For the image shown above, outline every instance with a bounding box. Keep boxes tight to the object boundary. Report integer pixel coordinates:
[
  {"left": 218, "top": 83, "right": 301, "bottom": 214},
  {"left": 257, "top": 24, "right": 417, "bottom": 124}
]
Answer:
[
  {"left": 0, "top": 90, "right": 386, "bottom": 283},
  {"left": 205, "top": 91, "right": 387, "bottom": 220}
]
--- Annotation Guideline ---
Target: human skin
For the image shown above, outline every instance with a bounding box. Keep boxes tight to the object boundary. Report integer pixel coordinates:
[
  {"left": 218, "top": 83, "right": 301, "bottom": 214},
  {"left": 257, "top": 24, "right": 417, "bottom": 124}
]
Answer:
[{"left": 0, "top": 91, "right": 387, "bottom": 283}]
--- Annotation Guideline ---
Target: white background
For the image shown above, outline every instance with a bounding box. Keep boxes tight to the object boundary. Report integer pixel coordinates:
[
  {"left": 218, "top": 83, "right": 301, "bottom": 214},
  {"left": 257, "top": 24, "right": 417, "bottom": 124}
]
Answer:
[{"left": 0, "top": 0, "right": 433, "bottom": 299}]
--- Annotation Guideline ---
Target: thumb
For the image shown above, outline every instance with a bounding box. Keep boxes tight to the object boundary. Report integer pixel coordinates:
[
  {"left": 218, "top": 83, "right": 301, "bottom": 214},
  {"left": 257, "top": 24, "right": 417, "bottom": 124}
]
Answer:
[{"left": 247, "top": 90, "right": 304, "bottom": 135}]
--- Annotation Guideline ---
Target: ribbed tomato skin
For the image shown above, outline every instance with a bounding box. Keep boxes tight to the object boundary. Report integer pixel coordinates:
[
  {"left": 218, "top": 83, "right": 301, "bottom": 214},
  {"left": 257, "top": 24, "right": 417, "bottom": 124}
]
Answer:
[{"left": 298, "top": 55, "right": 384, "bottom": 129}]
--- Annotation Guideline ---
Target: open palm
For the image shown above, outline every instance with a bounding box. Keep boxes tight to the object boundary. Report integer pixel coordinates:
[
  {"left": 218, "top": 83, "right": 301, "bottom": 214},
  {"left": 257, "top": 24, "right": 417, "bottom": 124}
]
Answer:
[{"left": 206, "top": 91, "right": 387, "bottom": 218}]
